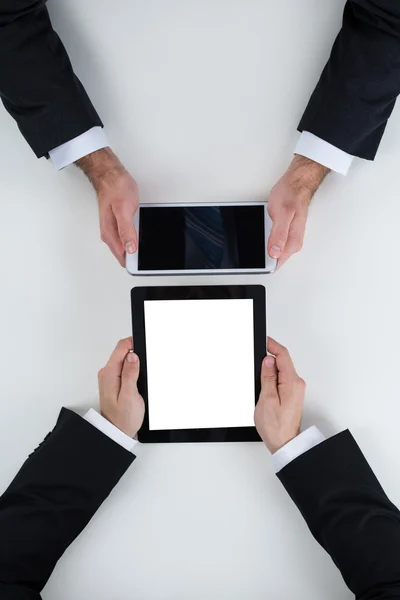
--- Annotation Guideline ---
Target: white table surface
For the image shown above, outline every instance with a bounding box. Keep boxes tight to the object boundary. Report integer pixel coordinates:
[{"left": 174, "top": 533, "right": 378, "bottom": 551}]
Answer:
[{"left": 1, "top": 1, "right": 399, "bottom": 598}]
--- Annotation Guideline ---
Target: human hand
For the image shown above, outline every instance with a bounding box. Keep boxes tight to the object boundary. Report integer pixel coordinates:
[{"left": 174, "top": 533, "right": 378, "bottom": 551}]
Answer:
[
  {"left": 76, "top": 148, "right": 138, "bottom": 266},
  {"left": 267, "top": 156, "right": 330, "bottom": 268},
  {"left": 98, "top": 337, "right": 145, "bottom": 437},
  {"left": 254, "top": 337, "right": 306, "bottom": 453}
]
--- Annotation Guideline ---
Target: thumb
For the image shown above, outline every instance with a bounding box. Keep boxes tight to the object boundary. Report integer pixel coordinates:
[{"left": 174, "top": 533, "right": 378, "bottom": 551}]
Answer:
[
  {"left": 261, "top": 355, "right": 279, "bottom": 397},
  {"left": 120, "top": 352, "right": 140, "bottom": 397},
  {"left": 268, "top": 212, "right": 292, "bottom": 260},
  {"left": 115, "top": 206, "right": 138, "bottom": 255}
]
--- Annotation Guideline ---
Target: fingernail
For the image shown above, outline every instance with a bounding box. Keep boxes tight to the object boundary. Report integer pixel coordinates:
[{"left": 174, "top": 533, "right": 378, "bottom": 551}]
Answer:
[
  {"left": 125, "top": 242, "right": 136, "bottom": 254},
  {"left": 127, "top": 352, "right": 138, "bottom": 363},
  {"left": 269, "top": 246, "right": 281, "bottom": 259},
  {"left": 264, "top": 356, "right": 275, "bottom": 368}
]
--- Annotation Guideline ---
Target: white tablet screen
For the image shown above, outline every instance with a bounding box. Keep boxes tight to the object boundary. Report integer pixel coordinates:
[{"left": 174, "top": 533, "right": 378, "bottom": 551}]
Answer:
[{"left": 144, "top": 299, "right": 255, "bottom": 430}]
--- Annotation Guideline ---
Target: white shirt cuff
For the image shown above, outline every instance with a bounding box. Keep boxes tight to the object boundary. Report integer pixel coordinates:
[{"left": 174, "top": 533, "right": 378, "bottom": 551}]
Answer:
[
  {"left": 83, "top": 408, "right": 138, "bottom": 454},
  {"left": 295, "top": 131, "right": 354, "bottom": 176},
  {"left": 48, "top": 126, "right": 109, "bottom": 170},
  {"left": 271, "top": 426, "right": 326, "bottom": 473}
]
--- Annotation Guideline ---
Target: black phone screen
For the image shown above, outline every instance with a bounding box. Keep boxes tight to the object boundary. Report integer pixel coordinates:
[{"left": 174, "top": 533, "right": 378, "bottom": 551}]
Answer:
[{"left": 138, "top": 205, "right": 266, "bottom": 271}]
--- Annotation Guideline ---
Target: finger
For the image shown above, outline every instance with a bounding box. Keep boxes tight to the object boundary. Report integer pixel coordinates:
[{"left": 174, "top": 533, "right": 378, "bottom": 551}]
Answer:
[
  {"left": 101, "top": 211, "right": 126, "bottom": 266},
  {"left": 261, "top": 353, "right": 279, "bottom": 392},
  {"left": 267, "top": 208, "right": 293, "bottom": 260},
  {"left": 259, "top": 355, "right": 280, "bottom": 411},
  {"left": 279, "top": 215, "right": 307, "bottom": 264},
  {"left": 114, "top": 203, "right": 138, "bottom": 255},
  {"left": 277, "top": 248, "right": 295, "bottom": 269},
  {"left": 276, "top": 254, "right": 290, "bottom": 270},
  {"left": 99, "top": 337, "right": 133, "bottom": 400},
  {"left": 267, "top": 337, "right": 297, "bottom": 383},
  {"left": 105, "top": 337, "right": 133, "bottom": 377},
  {"left": 120, "top": 352, "right": 140, "bottom": 398},
  {"left": 107, "top": 240, "right": 125, "bottom": 267}
]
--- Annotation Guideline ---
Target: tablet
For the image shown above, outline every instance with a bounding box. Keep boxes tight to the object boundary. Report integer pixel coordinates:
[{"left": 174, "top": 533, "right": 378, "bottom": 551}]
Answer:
[{"left": 131, "top": 285, "right": 266, "bottom": 443}]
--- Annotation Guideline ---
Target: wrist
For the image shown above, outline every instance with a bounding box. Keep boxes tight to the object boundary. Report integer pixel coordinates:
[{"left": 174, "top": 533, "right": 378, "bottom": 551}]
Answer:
[
  {"left": 286, "top": 155, "right": 330, "bottom": 200},
  {"left": 76, "top": 147, "right": 127, "bottom": 193},
  {"left": 265, "top": 431, "right": 300, "bottom": 454},
  {"left": 100, "top": 410, "right": 137, "bottom": 439}
]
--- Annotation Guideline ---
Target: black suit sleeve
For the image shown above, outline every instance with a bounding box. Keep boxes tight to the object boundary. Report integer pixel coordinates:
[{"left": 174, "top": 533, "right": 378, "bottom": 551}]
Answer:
[
  {"left": 299, "top": 1, "right": 400, "bottom": 160},
  {"left": 0, "top": 1, "right": 103, "bottom": 158},
  {"left": 0, "top": 408, "right": 134, "bottom": 600},
  {"left": 278, "top": 430, "right": 400, "bottom": 599}
]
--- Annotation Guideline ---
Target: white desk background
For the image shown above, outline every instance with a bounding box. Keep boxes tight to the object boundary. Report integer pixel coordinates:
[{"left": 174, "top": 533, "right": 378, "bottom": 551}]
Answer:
[{"left": 0, "top": 1, "right": 398, "bottom": 598}]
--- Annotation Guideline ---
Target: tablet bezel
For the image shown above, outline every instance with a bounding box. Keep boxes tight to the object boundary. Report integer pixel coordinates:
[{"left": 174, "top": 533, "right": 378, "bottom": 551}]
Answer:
[
  {"left": 125, "top": 202, "right": 277, "bottom": 276},
  {"left": 131, "top": 285, "right": 266, "bottom": 443}
]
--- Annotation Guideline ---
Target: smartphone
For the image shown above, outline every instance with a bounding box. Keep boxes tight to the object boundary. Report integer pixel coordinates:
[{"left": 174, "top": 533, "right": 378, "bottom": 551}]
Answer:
[{"left": 126, "top": 202, "right": 277, "bottom": 276}]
